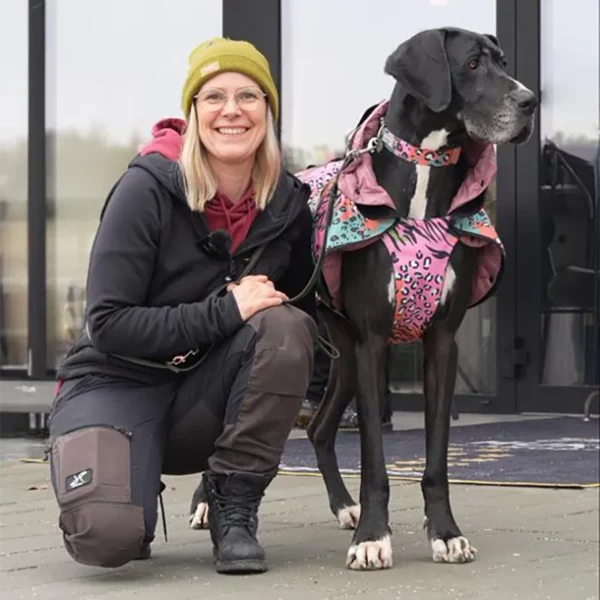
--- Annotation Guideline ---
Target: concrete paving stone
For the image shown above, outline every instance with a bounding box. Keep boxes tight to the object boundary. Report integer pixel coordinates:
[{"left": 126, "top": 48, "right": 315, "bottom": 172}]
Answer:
[{"left": 1, "top": 420, "right": 598, "bottom": 600}]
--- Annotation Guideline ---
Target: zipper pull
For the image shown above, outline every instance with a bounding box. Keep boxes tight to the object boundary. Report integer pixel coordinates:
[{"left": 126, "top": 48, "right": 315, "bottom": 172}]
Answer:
[{"left": 114, "top": 426, "right": 133, "bottom": 438}]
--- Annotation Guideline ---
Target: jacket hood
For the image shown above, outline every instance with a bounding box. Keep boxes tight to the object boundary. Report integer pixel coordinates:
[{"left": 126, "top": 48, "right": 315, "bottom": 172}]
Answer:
[
  {"left": 128, "top": 118, "right": 188, "bottom": 202},
  {"left": 140, "top": 118, "right": 187, "bottom": 160}
]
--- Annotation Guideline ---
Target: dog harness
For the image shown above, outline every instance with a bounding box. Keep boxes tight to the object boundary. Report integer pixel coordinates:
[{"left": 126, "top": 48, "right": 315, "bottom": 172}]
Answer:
[{"left": 296, "top": 101, "right": 504, "bottom": 344}]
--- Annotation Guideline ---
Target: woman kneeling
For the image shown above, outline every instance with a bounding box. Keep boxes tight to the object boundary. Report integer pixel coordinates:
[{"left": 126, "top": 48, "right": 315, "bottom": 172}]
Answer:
[{"left": 48, "top": 37, "right": 317, "bottom": 575}]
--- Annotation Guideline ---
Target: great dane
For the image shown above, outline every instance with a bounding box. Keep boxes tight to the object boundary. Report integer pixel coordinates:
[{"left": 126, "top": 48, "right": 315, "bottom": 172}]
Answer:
[{"left": 190, "top": 27, "right": 537, "bottom": 572}]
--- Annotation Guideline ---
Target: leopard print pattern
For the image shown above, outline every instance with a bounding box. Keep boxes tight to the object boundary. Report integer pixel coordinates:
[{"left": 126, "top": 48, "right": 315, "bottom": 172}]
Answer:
[
  {"left": 297, "top": 160, "right": 393, "bottom": 258},
  {"left": 382, "top": 219, "right": 457, "bottom": 343},
  {"left": 296, "top": 161, "right": 503, "bottom": 345},
  {"left": 452, "top": 210, "right": 502, "bottom": 248}
]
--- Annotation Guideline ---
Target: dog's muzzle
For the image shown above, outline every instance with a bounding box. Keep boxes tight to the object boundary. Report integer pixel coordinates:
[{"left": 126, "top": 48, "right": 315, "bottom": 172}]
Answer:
[
  {"left": 511, "top": 88, "right": 537, "bottom": 118},
  {"left": 507, "top": 88, "right": 537, "bottom": 144}
]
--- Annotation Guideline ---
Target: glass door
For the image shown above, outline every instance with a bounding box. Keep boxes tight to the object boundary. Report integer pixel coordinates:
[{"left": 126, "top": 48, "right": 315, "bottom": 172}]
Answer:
[
  {"left": 515, "top": 0, "right": 599, "bottom": 412},
  {"left": 0, "top": 0, "right": 29, "bottom": 373},
  {"left": 281, "top": 0, "right": 500, "bottom": 413}
]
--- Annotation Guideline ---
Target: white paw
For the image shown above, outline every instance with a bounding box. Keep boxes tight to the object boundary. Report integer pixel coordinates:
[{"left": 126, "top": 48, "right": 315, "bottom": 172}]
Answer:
[
  {"left": 337, "top": 505, "right": 361, "bottom": 530},
  {"left": 346, "top": 535, "right": 393, "bottom": 570},
  {"left": 189, "top": 502, "right": 209, "bottom": 530},
  {"left": 431, "top": 537, "right": 477, "bottom": 563}
]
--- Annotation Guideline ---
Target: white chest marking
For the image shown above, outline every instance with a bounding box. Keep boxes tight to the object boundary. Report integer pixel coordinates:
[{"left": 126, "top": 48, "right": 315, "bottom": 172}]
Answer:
[
  {"left": 441, "top": 265, "right": 456, "bottom": 306},
  {"left": 387, "top": 271, "right": 396, "bottom": 305},
  {"left": 407, "top": 129, "right": 449, "bottom": 220}
]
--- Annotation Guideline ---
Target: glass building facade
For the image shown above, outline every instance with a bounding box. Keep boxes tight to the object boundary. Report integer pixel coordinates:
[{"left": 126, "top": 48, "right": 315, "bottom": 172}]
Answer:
[{"left": 1, "top": 0, "right": 598, "bottom": 415}]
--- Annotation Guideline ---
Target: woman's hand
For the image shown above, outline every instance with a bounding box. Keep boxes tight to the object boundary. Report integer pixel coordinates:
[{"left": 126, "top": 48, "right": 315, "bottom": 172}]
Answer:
[{"left": 228, "top": 275, "right": 288, "bottom": 321}]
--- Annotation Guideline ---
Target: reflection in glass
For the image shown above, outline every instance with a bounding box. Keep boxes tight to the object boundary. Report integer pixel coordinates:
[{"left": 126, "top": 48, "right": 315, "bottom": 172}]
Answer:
[
  {"left": 0, "top": 1, "right": 28, "bottom": 369},
  {"left": 538, "top": 0, "right": 599, "bottom": 387},
  {"left": 45, "top": 0, "right": 222, "bottom": 368},
  {"left": 282, "top": 0, "right": 497, "bottom": 394}
]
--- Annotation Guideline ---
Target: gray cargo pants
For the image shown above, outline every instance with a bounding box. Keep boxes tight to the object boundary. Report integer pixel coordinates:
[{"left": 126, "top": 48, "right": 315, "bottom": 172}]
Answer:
[{"left": 47, "top": 306, "right": 316, "bottom": 569}]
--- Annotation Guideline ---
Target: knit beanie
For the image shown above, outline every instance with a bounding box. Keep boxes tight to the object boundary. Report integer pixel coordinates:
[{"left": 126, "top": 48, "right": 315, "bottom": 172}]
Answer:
[{"left": 181, "top": 37, "right": 279, "bottom": 120}]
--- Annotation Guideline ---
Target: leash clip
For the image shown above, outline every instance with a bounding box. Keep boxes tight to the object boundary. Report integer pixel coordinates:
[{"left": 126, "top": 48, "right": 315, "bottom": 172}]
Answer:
[
  {"left": 352, "top": 134, "right": 380, "bottom": 158},
  {"left": 365, "top": 118, "right": 385, "bottom": 154},
  {"left": 365, "top": 136, "right": 380, "bottom": 153}
]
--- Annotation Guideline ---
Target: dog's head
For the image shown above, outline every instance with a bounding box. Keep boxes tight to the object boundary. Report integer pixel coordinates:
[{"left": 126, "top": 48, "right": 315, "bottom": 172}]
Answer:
[{"left": 384, "top": 27, "right": 537, "bottom": 145}]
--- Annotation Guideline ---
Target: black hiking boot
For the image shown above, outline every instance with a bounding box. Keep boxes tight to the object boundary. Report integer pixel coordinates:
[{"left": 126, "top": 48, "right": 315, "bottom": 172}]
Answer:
[{"left": 202, "top": 470, "right": 273, "bottom": 574}]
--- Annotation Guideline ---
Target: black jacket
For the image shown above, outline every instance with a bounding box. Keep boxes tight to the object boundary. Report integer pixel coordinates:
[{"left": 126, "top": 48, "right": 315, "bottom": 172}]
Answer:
[{"left": 57, "top": 153, "right": 317, "bottom": 384}]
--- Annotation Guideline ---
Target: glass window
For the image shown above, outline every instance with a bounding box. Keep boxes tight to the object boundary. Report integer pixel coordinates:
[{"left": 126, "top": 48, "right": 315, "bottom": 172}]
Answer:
[
  {"left": 538, "top": 0, "right": 599, "bottom": 386},
  {"left": 46, "top": 0, "right": 222, "bottom": 369},
  {"left": 282, "top": 0, "right": 497, "bottom": 395},
  {"left": 0, "top": 1, "right": 28, "bottom": 369}
]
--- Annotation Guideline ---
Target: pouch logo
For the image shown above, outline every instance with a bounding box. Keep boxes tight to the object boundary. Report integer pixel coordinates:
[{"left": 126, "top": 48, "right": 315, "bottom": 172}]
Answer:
[{"left": 66, "top": 469, "right": 93, "bottom": 491}]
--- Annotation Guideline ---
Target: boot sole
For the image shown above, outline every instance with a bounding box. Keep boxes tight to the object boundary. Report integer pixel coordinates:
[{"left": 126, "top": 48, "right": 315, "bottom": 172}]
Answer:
[{"left": 215, "top": 559, "right": 269, "bottom": 574}]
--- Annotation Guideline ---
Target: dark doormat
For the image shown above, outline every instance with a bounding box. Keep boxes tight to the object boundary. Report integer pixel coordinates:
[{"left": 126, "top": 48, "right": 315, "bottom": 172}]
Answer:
[{"left": 280, "top": 417, "right": 600, "bottom": 489}]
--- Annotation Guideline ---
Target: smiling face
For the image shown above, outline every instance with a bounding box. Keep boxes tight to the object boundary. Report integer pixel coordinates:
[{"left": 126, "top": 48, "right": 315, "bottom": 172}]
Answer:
[{"left": 194, "top": 72, "right": 268, "bottom": 166}]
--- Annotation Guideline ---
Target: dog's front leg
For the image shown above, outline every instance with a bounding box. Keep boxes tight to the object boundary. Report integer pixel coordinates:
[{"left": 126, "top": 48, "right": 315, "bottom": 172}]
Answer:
[
  {"left": 308, "top": 309, "right": 361, "bottom": 530},
  {"left": 345, "top": 336, "right": 393, "bottom": 571},
  {"left": 189, "top": 476, "right": 209, "bottom": 529},
  {"left": 421, "top": 326, "right": 477, "bottom": 563}
]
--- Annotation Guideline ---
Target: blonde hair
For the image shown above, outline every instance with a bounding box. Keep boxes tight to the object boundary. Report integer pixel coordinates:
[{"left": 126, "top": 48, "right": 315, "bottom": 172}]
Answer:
[{"left": 179, "top": 107, "right": 281, "bottom": 212}]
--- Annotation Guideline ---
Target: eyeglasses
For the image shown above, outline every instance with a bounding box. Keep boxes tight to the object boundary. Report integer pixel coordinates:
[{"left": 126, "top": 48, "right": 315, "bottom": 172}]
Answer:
[{"left": 194, "top": 87, "right": 267, "bottom": 112}]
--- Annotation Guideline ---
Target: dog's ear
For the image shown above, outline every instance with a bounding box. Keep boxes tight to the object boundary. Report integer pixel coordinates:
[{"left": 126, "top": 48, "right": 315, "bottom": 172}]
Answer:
[
  {"left": 484, "top": 33, "right": 500, "bottom": 47},
  {"left": 384, "top": 29, "right": 451, "bottom": 113}
]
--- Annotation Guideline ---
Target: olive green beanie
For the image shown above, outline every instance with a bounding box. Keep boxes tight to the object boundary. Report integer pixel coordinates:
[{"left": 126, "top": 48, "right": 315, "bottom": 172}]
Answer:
[{"left": 181, "top": 37, "right": 279, "bottom": 120}]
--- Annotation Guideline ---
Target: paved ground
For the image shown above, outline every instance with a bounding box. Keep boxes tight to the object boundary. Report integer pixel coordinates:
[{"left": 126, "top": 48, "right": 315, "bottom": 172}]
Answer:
[{"left": 1, "top": 414, "right": 598, "bottom": 599}]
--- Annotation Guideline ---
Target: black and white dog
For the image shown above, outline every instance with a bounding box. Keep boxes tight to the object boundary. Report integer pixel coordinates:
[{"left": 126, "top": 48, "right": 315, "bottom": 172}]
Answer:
[
  {"left": 304, "top": 27, "right": 536, "bottom": 570},
  {"left": 190, "top": 27, "right": 537, "bottom": 571}
]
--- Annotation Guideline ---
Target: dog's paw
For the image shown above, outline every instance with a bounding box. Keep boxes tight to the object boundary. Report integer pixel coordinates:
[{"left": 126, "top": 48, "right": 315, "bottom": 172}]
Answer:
[
  {"left": 337, "top": 504, "right": 361, "bottom": 530},
  {"left": 189, "top": 501, "right": 209, "bottom": 530},
  {"left": 346, "top": 536, "right": 393, "bottom": 570},
  {"left": 431, "top": 537, "right": 477, "bottom": 563}
]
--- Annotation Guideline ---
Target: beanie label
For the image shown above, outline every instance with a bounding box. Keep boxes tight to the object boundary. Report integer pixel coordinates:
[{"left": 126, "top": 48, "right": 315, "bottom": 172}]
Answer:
[{"left": 200, "top": 61, "right": 220, "bottom": 76}]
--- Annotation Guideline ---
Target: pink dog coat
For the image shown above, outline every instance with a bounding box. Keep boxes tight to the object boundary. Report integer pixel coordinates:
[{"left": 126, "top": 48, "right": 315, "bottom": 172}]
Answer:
[{"left": 296, "top": 101, "right": 504, "bottom": 344}]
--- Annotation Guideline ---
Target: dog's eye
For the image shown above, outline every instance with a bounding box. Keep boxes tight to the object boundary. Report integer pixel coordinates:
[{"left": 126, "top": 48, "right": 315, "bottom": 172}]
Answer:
[{"left": 467, "top": 58, "right": 480, "bottom": 70}]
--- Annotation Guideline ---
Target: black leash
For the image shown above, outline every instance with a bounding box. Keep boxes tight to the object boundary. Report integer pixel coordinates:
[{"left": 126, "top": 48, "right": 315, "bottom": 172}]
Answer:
[
  {"left": 282, "top": 138, "right": 382, "bottom": 357},
  {"left": 280, "top": 160, "right": 349, "bottom": 360},
  {"left": 105, "top": 134, "right": 380, "bottom": 371}
]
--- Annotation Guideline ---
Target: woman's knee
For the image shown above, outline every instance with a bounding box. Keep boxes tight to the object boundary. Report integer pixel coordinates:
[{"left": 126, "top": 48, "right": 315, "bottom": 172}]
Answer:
[
  {"left": 250, "top": 305, "right": 317, "bottom": 351},
  {"left": 49, "top": 425, "right": 145, "bottom": 568},
  {"left": 249, "top": 305, "right": 318, "bottom": 380},
  {"left": 59, "top": 501, "right": 145, "bottom": 568}
]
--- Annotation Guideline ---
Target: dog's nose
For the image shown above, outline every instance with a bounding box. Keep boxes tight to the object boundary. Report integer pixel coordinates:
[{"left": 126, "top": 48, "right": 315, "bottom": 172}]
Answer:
[{"left": 514, "top": 89, "right": 538, "bottom": 116}]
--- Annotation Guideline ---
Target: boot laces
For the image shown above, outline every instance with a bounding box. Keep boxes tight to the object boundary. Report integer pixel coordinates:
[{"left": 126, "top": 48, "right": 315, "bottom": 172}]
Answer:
[{"left": 215, "top": 490, "right": 261, "bottom": 531}]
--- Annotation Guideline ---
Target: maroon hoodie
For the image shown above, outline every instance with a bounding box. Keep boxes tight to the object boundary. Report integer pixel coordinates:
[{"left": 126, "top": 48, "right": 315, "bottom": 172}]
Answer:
[{"left": 140, "top": 118, "right": 258, "bottom": 254}]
